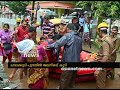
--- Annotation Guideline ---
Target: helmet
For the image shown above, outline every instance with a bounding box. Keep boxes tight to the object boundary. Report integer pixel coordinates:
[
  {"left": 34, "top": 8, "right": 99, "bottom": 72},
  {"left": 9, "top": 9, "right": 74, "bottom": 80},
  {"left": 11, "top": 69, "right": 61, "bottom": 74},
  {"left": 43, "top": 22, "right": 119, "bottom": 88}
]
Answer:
[
  {"left": 16, "top": 18, "right": 21, "bottom": 22},
  {"left": 98, "top": 22, "right": 109, "bottom": 29},
  {"left": 97, "top": 22, "right": 109, "bottom": 33},
  {"left": 35, "top": 21, "right": 40, "bottom": 26}
]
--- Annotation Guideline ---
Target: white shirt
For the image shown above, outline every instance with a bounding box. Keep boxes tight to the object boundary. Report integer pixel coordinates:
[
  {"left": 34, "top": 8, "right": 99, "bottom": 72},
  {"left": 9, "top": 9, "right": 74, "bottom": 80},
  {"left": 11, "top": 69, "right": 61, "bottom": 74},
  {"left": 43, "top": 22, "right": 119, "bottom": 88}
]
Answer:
[{"left": 79, "top": 17, "right": 85, "bottom": 27}]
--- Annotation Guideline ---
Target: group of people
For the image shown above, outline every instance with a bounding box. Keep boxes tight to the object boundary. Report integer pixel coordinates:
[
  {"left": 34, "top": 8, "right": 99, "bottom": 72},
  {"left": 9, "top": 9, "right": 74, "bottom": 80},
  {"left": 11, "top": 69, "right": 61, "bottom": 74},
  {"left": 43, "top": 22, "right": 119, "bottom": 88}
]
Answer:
[
  {"left": 67, "top": 14, "right": 93, "bottom": 46},
  {"left": 0, "top": 13, "right": 120, "bottom": 89},
  {"left": 94, "top": 22, "right": 120, "bottom": 89}
]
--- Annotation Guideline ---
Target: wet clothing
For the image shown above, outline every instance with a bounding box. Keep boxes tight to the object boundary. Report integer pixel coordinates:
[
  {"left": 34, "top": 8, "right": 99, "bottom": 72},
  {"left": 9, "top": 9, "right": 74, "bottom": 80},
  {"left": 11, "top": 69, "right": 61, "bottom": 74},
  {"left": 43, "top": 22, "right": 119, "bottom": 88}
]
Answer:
[
  {"left": 0, "top": 30, "right": 13, "bottom": 54},
  {"left": 48, "top": 31, "right": 82, "bottom": 89},
  {"left": 28, "top": 68, "right": 48, "bottom": 89},
  {"left": 37, "top": 45, "right": 47, "bottom": 62},
  {"left": 97, "top": 35, "right": 114, "bottom": 62},
  {"left": 109, "top": 34, "right": 120, "bottom": 79},
  {"left": 48, "top": 31, "right": 82, "bottom": 62},
  {"left": 0, "top": 30, "right": 13, "bottom": 62},
  {"left": 16, "top": 25, "right": 29, "bottom": 42},
  {"left": 59, "top": 70, "right": 77, "bottom": 89},
  {"left": 0, "top": 30, "right": 13, "bottom": 44},
  {"left": 110, "top": 35, "right": 120, "bottom": 61},
  {"left": 27, "top": 46, "right": 48, "bottom": 89},
  {"left": 95, "top": 35, "right": 114, "bottom": 89},
  {"left": 95, "top": 69, "right": 107, "bottom": 89}
]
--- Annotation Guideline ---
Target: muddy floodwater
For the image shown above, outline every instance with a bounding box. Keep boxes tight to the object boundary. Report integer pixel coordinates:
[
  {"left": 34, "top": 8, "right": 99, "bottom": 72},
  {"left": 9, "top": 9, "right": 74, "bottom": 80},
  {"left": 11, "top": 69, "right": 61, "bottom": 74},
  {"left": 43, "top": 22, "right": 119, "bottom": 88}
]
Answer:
[{"left": 0, "top": 44, "right": 120, "bottom": 89}]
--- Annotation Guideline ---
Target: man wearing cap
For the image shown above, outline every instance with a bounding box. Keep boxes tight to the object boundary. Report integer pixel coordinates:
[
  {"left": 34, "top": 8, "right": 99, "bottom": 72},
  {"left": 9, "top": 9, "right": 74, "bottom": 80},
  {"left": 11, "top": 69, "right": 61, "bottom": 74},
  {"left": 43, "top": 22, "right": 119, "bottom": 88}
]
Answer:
[
  {"left": 94, "top": 22, "right": 114, "bottom": 89},
  {"left": 41, "top": 17, "right": 55, "bottom": 38},
  {"left": 46, "top": 23, "right": 82, "bottom": 89}
]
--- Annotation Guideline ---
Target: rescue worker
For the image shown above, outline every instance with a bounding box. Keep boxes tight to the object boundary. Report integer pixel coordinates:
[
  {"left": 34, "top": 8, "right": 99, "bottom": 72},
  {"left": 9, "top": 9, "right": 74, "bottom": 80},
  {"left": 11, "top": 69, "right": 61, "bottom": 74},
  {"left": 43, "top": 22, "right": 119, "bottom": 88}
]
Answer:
[
  {"left": 110, "top": 26, "right": 120, "bottom": 79},
  {"left": 110, "top": 26, "right": 120, "bottom": 61},
  {"left": 94, "top": 22, "right": 114, "bottom": 89},
  {"left": 14, "top": 18, "right": 21, "bottom": 31},
  {"left": 13, "top": 18, "right": 21, "bottom": 42}
]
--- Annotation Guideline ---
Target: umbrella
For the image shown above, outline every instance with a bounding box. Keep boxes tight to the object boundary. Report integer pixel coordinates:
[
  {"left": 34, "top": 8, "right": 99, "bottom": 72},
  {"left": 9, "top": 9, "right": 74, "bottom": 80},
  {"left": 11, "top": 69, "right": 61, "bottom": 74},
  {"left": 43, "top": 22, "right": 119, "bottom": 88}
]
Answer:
[{"left": 49, "top": 18, "right": 61, "bottom": 25}]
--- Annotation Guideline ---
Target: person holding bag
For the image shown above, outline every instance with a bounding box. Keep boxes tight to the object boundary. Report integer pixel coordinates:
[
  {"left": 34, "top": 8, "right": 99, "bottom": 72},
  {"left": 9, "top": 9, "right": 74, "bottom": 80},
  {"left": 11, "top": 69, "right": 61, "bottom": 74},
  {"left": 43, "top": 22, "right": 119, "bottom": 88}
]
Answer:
[
  {"left": 8, "top": 41, "right": 49, "bottom": 89},
  {"left": 0, "top": 23, "right": 14, "bottom": 64}
]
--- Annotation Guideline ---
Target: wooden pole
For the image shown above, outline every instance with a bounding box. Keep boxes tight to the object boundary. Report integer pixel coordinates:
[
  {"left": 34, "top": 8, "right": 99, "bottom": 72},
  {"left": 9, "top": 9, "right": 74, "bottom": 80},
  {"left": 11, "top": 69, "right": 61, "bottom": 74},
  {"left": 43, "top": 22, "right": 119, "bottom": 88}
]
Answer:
[{"left": 31, "top": 1, "right": 35, "bottom": 21}]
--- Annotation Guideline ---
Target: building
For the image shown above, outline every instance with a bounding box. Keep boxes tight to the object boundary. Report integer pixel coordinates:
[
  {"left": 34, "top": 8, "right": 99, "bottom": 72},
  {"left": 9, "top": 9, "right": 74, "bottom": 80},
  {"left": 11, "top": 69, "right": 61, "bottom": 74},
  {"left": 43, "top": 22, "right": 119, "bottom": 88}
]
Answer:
[{"left": 26, "top": 1, "right": 75, "bottom": 18}]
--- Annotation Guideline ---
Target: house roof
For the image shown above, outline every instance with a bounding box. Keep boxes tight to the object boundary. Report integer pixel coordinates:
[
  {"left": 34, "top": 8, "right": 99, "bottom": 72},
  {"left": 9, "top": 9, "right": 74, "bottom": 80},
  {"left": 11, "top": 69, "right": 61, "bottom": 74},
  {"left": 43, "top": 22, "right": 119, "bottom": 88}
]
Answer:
[{"left": 26, "top": 1, "right": 75, "bottom": 10}]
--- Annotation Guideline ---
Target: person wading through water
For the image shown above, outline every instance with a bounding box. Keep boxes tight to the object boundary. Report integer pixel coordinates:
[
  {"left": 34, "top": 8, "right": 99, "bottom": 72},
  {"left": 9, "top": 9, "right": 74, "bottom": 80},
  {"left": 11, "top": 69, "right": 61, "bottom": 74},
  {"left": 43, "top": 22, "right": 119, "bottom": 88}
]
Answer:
[{"left": 94, "top": 22, "right": 114, "bottom": 89}]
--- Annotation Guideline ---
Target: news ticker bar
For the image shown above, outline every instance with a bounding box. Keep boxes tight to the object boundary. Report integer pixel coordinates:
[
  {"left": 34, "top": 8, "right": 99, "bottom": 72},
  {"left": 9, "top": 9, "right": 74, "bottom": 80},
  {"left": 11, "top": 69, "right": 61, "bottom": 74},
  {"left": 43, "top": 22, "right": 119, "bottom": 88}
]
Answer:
[{"left": 8, "top": 62, "right": 120, "bottom": 68}]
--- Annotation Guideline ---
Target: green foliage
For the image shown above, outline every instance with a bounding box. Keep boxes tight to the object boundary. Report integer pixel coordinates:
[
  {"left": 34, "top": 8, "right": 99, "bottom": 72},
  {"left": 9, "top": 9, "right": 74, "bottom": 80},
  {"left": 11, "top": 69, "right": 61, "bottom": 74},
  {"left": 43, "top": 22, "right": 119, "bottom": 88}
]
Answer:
[
  {"left": 76, "top": 1, "right": 120, "bottom": 18},
  {"left": 6, "top": 1, "right": 30, "bottom": 14}
]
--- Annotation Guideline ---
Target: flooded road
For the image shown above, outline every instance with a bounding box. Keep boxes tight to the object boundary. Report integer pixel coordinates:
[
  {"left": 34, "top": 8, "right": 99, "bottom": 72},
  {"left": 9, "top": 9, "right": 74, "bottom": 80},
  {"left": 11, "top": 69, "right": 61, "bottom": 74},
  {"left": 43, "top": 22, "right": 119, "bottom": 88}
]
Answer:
[{"left": 0, "top": 44, "right": 120, "bottom": 89}]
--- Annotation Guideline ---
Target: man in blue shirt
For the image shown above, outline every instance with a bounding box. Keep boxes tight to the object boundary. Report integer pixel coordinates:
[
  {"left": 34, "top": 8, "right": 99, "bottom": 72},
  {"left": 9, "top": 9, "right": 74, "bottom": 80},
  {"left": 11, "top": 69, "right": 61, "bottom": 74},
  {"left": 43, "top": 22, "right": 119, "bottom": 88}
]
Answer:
[{"left": 46, "top": 23, "right": 82, "bottom": 89}]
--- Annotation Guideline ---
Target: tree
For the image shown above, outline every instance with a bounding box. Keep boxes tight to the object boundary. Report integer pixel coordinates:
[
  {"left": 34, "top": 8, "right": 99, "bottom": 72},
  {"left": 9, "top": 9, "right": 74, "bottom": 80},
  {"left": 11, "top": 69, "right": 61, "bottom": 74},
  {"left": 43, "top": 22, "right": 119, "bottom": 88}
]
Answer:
[
  {"left": 76, "top": 1, "right": 120, "bottom": 18},
  {"left": 6, "top": 1, "right": 30, "bottom": 14},
  {"left": 76, "top": 1, "right": 120, "bottom": 47},
  {"left": 76, "top": 1, "right": 120, "bottom": 36}
]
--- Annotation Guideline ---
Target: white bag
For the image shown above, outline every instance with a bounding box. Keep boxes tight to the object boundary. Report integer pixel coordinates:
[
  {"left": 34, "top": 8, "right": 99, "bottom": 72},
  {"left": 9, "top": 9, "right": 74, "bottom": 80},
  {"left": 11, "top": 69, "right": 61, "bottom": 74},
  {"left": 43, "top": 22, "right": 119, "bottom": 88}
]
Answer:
[{"left": 15, "top": 39, "right": 35, "bottom": 54}]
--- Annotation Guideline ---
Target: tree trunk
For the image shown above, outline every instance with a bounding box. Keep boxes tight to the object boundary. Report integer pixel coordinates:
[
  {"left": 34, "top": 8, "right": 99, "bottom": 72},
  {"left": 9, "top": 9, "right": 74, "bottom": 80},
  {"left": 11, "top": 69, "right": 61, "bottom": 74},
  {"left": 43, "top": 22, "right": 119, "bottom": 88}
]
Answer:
[{"left": 96, "top": 16, "right": 103, "bottom": 36}]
